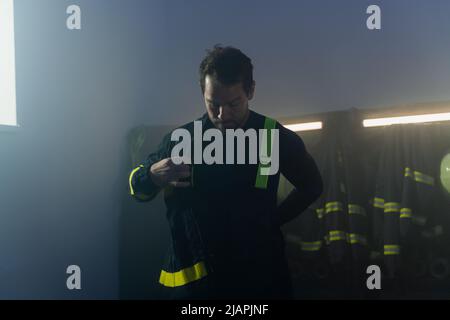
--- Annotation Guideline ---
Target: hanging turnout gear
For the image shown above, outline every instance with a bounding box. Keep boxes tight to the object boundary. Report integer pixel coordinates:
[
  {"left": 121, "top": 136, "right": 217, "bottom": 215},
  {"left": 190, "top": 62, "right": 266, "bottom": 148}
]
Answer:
[{"left": 371, "top": 124, "right": 438, "bottom": 279}]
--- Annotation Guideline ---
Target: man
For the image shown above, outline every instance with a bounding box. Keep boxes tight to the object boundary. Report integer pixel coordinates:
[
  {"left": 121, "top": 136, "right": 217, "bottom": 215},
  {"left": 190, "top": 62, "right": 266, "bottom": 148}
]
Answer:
[{"left": 129, "top": 45, "right": 323, "bottom": 299}]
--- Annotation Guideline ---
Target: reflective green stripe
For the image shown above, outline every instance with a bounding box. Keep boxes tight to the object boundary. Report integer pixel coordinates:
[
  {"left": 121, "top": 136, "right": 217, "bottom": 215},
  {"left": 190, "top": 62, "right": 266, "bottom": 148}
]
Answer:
[
  {"left": 255, "top": 117, "right": 277, "bottom": 189},
  {"left": 373, "top": 197, "right": 385, "bottom": 209},
  {"left": 325, "top": 201, "right": 343, "bottom": 213},
  {"left": 405, "top": 167, "right": 435, "bottom": 186},
  {"left": 159, "top": 261, "right": 208, "bottom": 287},
  {"left": 400, "top": 208, "right": 412, "bottom": 218},
  {"left": 384, "top": 202, "right": 400, "bottom": 213},
  {"left": 347, "top": 233, "right": 367, "bottom": 245},
  {"left": 348, "top": 204, "right": 366, "bottom": 216},
  {"left": 384, "top": 244, "right": 400, "bottom": 255},
  {"left": 301, "top": 241, "right": 322, "bottom": 251}
]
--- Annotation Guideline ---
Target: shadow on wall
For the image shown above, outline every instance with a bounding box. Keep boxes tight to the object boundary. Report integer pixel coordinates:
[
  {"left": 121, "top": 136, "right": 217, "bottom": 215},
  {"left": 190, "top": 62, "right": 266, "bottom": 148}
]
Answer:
[{"left": 119, "top": 125, "right": 174, "bottom": 299}]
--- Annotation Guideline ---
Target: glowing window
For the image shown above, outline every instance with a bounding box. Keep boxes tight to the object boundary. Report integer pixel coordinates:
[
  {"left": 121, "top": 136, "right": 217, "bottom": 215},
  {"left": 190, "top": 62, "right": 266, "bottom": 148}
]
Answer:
[
  {"left": 0, "top": 0, "right": 17, "bottom": 127},
  {"left": 441, "top": 153, "right": 450, "bottom": 194}
]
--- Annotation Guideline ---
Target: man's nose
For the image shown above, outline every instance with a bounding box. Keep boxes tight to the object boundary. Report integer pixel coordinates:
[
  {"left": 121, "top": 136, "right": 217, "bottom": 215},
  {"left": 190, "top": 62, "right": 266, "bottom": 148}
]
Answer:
[{"left": 218, "top": 106, "right": 231, "bottom": 120}]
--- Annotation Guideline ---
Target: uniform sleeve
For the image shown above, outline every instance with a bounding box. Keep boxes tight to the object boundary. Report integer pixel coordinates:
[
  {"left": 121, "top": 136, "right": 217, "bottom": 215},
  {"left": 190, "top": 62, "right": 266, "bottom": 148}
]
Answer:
[
  {"left": 128, "top": 133, "right": 172, "bottom": 202},
  {"left": 276, "top": 124, "right": 323, "bottom": 226}
]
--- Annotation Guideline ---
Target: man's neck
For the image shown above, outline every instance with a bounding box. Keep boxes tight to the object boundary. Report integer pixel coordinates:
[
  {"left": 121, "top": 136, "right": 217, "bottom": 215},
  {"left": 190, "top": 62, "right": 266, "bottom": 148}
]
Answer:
[{"left": 238, "top": 107, "right": 251, "bottom": 129}]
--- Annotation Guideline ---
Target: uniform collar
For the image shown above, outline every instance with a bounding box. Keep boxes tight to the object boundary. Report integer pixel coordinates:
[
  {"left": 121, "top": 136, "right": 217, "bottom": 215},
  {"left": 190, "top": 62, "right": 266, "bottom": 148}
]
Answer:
[{"left": 200, "top": 109, "right": 256, "bottom": 130}]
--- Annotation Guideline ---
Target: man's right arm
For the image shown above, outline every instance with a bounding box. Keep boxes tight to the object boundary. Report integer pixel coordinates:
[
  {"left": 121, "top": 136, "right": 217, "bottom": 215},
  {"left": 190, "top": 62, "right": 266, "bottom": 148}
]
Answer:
[{"left": 128, "top": 133, "right": 172, "bottom": 202}]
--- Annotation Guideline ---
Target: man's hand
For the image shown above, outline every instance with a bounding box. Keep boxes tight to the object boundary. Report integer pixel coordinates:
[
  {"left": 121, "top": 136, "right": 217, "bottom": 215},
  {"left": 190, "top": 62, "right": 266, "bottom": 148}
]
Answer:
[{"left": 149, "top": 157, "right": 191, "bottom": 188}]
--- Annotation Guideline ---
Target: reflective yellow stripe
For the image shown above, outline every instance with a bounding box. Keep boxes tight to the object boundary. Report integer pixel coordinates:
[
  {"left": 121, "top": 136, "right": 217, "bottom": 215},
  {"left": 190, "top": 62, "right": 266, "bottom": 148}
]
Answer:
[
  {"left": 129, "top": 165, "right": 144, "bottom": 195},
  {"left": 384, "top": 244, "right": 400, "bottom": 255},
  {"left": 316, "top": 202, "right": 343, "bottom": 217},
  {"left": 348, "top": 204, "right": 366, "bottom": 216},
  {"left": 384, "top": 202, "right": 400, "bottom": 213},
  {"left": 373, "top": 198, "right": 413, "bottom": 218},
  {"left": 400, "top": 208, "right": 412, "bottom": 218},
  {"left": 129, "top": 165, "right": 152, "bottom": 200},
  {"left": 325, "top": 201, "right": 343, "bottom": 213},
  {"left": 373, "top": 197, "right": 385, "bottom": 209},
  {"left": 159, "top": 261, "right": 208, "bottom": 287},
  {"left": 255, "top": 117, "right": 277, "bottom": 189},
  {"left": 301, "top": 241, "right": 322, "bottom": 251},
  {"left": 347, "top": 233, "right": 367, "bottom": 245},
  {"left": 405, "top": 167, "right": 435, "bottom": 186},
  {"left": 326, "top": 230, "right": 346, "bottom": 242},
  {"left": 324, "top": 231, "right": 368, "bottom": 246},
  {"left": 414, "top": 171, "right": 435, "bottom": 186},
  {"left": 316, "top": 208, "right": 324, "bottom": 219},
  {"left": 404, "top": 167, "right": 413, "bottom": 178}
]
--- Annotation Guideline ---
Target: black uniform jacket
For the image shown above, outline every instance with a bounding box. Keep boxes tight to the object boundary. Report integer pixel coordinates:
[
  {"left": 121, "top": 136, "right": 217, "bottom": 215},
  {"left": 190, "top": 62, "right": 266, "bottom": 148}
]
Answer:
[{"left": 129, "top": 110, "right": 323, "bottom": 299}]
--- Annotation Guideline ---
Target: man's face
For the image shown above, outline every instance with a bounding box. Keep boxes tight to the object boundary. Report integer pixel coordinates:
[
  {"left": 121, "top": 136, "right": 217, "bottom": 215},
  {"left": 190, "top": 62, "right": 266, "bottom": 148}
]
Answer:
[{"left": 203, "top": 75, "right": 255, "bottom": 131}]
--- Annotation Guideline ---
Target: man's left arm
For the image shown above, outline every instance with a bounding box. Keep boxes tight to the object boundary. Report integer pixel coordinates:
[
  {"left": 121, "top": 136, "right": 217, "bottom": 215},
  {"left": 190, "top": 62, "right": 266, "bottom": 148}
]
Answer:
[{"left": 275, "top": 124, "right": 323, "bottom": 226}]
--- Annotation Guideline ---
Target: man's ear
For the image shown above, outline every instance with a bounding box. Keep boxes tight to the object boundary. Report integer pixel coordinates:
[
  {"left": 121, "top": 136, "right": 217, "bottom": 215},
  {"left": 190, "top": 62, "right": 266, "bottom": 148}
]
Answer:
[{"left": 247, "top": 81, "right": 256, "bottom": 100}]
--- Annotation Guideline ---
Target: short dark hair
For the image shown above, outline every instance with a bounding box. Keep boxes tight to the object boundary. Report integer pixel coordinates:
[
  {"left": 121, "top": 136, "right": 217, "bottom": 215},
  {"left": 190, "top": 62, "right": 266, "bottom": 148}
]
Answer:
[{"left": 199, "top": 44, "right": 254, "bottom": 96}]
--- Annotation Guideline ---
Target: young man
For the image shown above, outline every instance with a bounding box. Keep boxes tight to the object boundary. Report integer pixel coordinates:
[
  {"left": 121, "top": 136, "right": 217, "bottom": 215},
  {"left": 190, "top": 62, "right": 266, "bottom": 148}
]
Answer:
[{"left": 129, "top": 45, "right": 323, "bottom": 299}]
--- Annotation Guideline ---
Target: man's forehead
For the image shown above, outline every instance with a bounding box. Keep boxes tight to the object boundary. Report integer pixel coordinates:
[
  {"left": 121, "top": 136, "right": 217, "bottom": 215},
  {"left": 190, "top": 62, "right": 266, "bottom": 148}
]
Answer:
[
  {"left": 205, "top": 95, "right": 242, "bottom": 104},
  {"left": 205, "top": 78, "right": 243, "bottom": 99}
]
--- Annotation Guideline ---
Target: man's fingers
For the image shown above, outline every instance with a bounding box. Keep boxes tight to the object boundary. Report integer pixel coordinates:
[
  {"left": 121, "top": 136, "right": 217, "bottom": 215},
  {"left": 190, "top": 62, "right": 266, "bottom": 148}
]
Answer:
[
  {"left": 169, "top": 157, "right": 191, "bottom": 168},
  {"left": 169, "top": 161, "right": 191, "bottom": 175},
  {"left": 172, "top": 167, "right": 191, "bottom": 175},
  {"left": 168, "top": 181, "right": 191, "bottom": 188},
  {"left": 178, "top": 170, "right": 191, "bottom": 178},
  {"left": 157, "top": 158, "right": 191, "bottom": 187},
  {"left": 166, "top": 169, "right": 191, "bottom": 181},
  {"left": 159, "top": 165, "right": 190, "bottom": 174}
]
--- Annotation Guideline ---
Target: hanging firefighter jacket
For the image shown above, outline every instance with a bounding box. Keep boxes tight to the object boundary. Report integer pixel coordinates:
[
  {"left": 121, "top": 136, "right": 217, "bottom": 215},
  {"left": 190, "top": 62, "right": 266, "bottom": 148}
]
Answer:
[
  {"left": 128, "top": 110, "right": 323, "bottom": 299},
  {"left": 288, "top": 112, "right": 369, "bottom": 265},
  {"left": 273, "top": 109, "right": 449, "bottom": 296},
  {"left": 370, "top": 124, "right": 439, "bottom": 278}
]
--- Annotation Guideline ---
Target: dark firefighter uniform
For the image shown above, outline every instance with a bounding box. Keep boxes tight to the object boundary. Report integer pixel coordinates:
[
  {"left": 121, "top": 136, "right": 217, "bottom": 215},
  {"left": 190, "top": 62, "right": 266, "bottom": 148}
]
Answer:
[{"left": 129, "top": 110, "right": 323, "bottom": 299}]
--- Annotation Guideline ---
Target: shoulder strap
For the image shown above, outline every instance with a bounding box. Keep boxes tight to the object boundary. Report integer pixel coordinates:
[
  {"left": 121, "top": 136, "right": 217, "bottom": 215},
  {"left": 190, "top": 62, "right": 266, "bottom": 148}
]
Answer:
[{"left": 255, "top": 117, "right": 277, "bottom": 189}]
